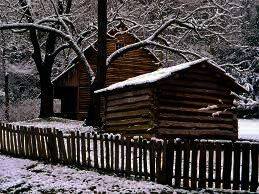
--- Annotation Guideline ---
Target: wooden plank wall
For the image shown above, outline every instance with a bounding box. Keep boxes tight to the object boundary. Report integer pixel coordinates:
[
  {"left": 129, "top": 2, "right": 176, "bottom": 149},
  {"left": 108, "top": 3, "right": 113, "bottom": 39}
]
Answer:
[
  {"left": 104, "top": 88, "right": 155, "bottom": 136},
  {"left": 78, "top": 64, "right": 91, "bottom": 115},
  {"left": 157, "top": 66, "right": 237, "bottom": 139},
  {"left": 53, "top": 32, "right": 160, "bottom": 120},
  {"left": 0, "top": 123, "right": 258, "bottom": 192},
  {"left": 106, "top": 33, "right": 160, "bottom": 87}
]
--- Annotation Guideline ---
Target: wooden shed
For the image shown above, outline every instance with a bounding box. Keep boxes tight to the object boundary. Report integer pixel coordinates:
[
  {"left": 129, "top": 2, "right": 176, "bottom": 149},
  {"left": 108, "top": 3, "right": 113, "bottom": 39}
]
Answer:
[
  {"left": 95, "top": 58, "right": 247, "bottom": 140},
  {"left": 52, "top": 26, "right": 160, "bottom": 120}
]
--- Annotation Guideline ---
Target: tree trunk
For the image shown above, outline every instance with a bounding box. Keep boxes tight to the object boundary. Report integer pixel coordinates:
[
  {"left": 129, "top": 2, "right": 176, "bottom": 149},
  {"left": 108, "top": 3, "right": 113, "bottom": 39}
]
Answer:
[
  {"left": 86, "top": 82, "right": 101, "bottom": 126},
  {"left": 18, "top": 0, "right": 60, "bottom": 119},
  {"left": 1, "top": 30, "right": 9, "bottom": 121},
  {"left": 39, "top": 70, "right": 54, "bottom": 118},
  {"left": 4, "top": 73, "right": 9, "bottom": 121},
  {"left": 86, "top": 0, "right": 107, "bottom": 127}
]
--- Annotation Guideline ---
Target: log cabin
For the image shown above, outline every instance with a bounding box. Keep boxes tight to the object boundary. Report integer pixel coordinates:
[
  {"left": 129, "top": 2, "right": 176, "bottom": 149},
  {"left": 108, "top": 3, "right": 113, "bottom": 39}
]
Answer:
[
  {"left": 52, "top": 24, "right": 161, "bottom": 120},
  {"left": 95, "top": 58, "right": 247, "bottom": 140}
]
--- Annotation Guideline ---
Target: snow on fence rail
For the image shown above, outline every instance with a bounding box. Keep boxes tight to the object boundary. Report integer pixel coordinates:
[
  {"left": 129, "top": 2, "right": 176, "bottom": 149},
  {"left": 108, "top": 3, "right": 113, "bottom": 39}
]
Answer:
[{"left": 0, "top": 123, "right": 258, "bottom": 192}]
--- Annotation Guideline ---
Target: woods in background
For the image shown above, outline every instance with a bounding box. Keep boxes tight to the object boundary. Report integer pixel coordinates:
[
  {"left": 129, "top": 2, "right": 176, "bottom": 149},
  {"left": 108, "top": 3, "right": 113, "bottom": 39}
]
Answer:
[{"left": 0, "top": 0, "right": 258, "bottom": 123}]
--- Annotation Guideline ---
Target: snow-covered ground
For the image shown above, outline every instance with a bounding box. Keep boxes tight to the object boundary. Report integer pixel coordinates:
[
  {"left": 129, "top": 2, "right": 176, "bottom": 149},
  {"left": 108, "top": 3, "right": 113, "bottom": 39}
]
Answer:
[
  {"left": 238, "top": 119, "right": 259, "bottom": 141},
  {"left": 0, "top": 155, "right": 175, "bottom": 193},
  {"left": 11, "top": 117, "right": 95, "bottom": 135},
  {"left": 0, "top": 155, "right": 256, "bottom": 194},
  {"left": 1, "top": 119, "right": 258, "bottom": 193}
]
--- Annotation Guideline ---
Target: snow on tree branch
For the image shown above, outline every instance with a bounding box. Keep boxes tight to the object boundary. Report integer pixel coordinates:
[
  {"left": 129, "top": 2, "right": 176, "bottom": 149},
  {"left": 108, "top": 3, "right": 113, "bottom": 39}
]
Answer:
[{"left": 106, "top": 0, "right": 246, "bottom": 66}]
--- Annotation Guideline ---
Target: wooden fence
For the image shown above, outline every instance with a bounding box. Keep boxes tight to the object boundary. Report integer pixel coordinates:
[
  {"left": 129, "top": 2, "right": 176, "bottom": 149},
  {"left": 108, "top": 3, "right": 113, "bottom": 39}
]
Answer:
[{"left": 0, "top": 123, "right": 258, "bottom": 192}]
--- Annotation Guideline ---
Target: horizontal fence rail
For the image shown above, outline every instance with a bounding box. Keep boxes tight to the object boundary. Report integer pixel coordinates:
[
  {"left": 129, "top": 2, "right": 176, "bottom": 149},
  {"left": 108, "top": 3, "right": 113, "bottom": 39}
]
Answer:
[{"left": 0, "top": 123, "right": 258, "bottom": 192}]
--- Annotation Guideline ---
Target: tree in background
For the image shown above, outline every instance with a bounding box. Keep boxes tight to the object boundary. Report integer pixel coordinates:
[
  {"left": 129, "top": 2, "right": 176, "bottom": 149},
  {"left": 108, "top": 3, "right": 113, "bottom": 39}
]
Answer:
[
  {"left": 86, "top": 0, "right": 107, "bottom": 126},
  {"left": 0, "top": 30, "right": 9, "bottom": 121},
  {"left": 17, "top": 0, "right": 73, "bottom": 118},
  {"left": 0, "top": 0, "right": 96, "bottom": 119},
  {"left": 213, "top": 0, "right": 259, "bottom": 118},
  {"left": 0, "top": 0, "right": 252, "bottom": 124}
]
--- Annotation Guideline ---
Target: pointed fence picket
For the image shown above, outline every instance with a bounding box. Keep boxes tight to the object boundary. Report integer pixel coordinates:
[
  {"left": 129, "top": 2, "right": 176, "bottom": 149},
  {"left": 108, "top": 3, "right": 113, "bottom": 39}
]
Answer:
[{"left": 0, "top": 122, "right": 258, "bottom": 192}]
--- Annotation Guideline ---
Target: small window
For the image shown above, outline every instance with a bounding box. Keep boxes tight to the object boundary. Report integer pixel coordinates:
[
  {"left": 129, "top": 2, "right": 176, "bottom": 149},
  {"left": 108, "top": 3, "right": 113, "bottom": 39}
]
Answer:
[{"left": 116, "top": 43, "right": 124, "bottom": 50}]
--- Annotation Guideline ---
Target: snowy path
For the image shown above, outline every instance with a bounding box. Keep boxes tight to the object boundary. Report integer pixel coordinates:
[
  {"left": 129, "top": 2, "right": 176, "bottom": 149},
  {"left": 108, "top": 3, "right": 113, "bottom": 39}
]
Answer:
[{"left": 0, "top": 155, "right": 174, "bottom": 194}]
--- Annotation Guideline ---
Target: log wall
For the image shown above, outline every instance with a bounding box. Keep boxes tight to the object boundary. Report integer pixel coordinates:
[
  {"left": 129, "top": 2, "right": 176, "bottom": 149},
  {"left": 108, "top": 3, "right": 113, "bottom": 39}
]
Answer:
[
  {"left": 105, "top": 33, "right": 160, "bottom": 86},
  {"left": 156, "top": 66, "right": 238, "bottom": 139},
  {"left": 104, "top": 88, "right": 155, "bottom": 137}
]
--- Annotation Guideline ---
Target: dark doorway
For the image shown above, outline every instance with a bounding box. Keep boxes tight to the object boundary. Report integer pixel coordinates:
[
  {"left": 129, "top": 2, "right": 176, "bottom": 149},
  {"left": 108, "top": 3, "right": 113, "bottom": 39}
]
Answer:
[
  {"left": 54, "top": 86, "right": 78, "bottom": 119},
  {"left": 61, "top": 87, "right": 78, "bottom": 113}
]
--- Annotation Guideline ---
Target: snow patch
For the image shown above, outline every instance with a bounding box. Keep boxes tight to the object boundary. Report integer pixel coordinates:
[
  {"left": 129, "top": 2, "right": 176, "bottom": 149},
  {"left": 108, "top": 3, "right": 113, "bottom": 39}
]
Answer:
[
  {"left": 199, "top": 105, "right": 218, "bottom": 111},
  {"left": 95, "top": 58, "right": 246, "bottom": 94},
  {"left": 0, "top": 90, "right": 5, "bottom": 97},
  {"left": 11, "top": 117, "right": 95, "bottom": 135},
  {"left": 238, "top": 119, "right": 259, "bottom": 141},
  {"left": 212, "top": 111, "right": 222, "bottom": 117},
  {"left": 0, "top": 155, "right": 175, "bottom": 193}
]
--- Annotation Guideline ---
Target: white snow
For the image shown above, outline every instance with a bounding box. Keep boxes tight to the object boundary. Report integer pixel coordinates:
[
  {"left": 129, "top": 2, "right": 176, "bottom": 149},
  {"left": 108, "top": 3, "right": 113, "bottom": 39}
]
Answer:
[
  {"left": 95, "top": 58, "right": 246, "bottom": 94},
  {"left": 52, "top": 63, "right": 77, "bottom": 83},
  {"left": 238, "top": 119, "right": 259, "bottom": 141},
  {"left": 0, "top": 155, "right": 175, "bottom": 193},
  {"left": 11, "top": 117, "right": 95, "bottom": 135},
  {"left": 199, "top": 105, "right": 218, "bottom": 111},
  {"left": 0, "top": 90, "right": 5, "bottom": 97},
  {"left": 212, "top": 111, "right": 222, "bottom": 118},
  {"left": 95, "top": 58, "right": 208, "bottom": 93}
]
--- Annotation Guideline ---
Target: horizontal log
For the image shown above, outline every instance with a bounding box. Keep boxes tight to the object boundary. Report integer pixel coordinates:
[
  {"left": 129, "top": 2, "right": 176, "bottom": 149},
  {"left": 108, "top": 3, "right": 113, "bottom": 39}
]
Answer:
[
  {"left": 109, "top": 62, "right": 155, "bottom": 67},
  {"left": 158, "top": 128, "right": 237, "bottom": 137},
  {"left": 106, "top": 124, "right": 152, "bottom": 132},
  {"left": 106, "top": 117, "right": 150, "bottom": 125},
  {"left": 106, "top": 113, "right": 151, "bottom": 122},
  {"left": 106, "top": 70, "right": 155, "bottom": 78},
  {"left": 109, "top": 53, "right": 155, "bottom": 60},
  {"left": 107, "top": 89, "right": 152, "bottom": 101},
  {"left": 107, "top": 66, "right": 155, "bottom": 72},
  {"left": 107, "top": 95, "right": 151, "bottom": 106},
  {"left": 159, "top": 99, "right": 233, "bottom": 109},
  {"left": 159, "top": 106, "right": 234, "bottom": 117},
  {"left": 160, "top": 85, "right": 230, "bottom": 97},
  {"left": 106, "top": 101, "right": 152, "bottom": 113},
  {"left": 159, "top": 113, "right": 234, "bottom": 124},
  {"left": 159, "top": 91, "right": 233, "bottom": 104},
  {"left": 161, "top": 79, "right": 227, "bottom": 92},
  {"left": 159, "top": 120, "right": 233, "bottom": 130},
  {"left": 106, "top": 109, "right": 152, "bottom": 119},
  {"left": 106, "top": 119, "right": 151, "bottom": 127}
]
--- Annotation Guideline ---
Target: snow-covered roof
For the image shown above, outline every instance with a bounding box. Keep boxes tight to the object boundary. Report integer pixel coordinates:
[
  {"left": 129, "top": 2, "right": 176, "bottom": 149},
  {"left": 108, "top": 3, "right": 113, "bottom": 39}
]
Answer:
[
  {"left": 52, "top": 63, "right": 77, "bottom": 83},
  {"left": 95, "top": 58, "right": 247, "bottom": 94}
]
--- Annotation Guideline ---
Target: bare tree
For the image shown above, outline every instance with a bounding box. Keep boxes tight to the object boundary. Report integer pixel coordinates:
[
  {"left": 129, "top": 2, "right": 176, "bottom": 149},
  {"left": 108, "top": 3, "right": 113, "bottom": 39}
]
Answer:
[
  {"left": 0, "top": 0, "right": 95, "bottom": 118},
  {"left": 86, "top": 0, "right": 108, "bottom": 126},
  {"left": 0, "top": 30, "right": 9, "bottom": 121},
  {"left": 0, "top": 0, "right": 249, "bottom": 125}
]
